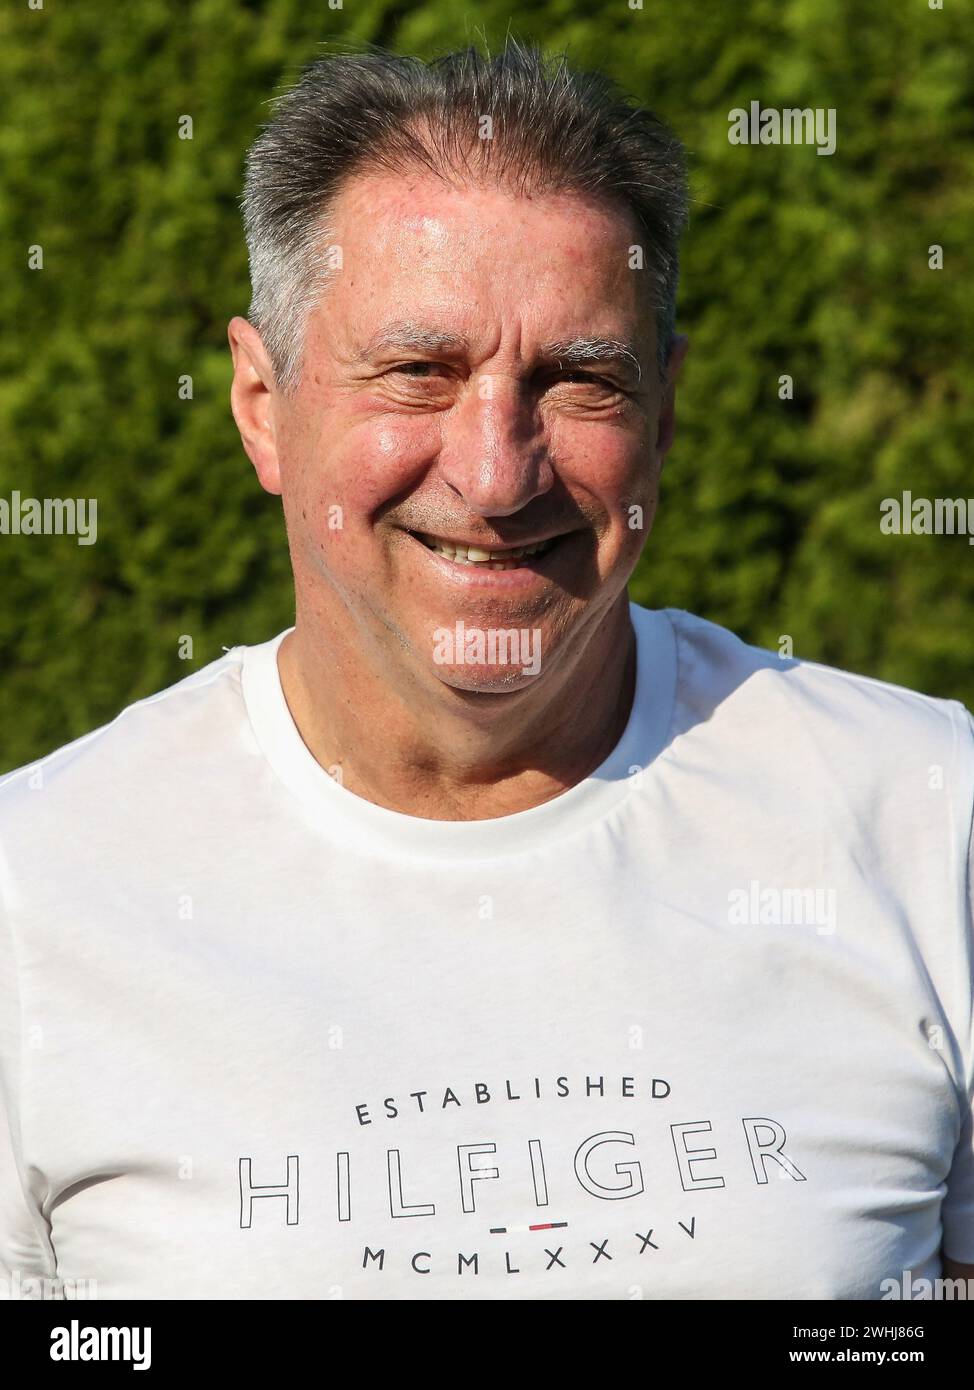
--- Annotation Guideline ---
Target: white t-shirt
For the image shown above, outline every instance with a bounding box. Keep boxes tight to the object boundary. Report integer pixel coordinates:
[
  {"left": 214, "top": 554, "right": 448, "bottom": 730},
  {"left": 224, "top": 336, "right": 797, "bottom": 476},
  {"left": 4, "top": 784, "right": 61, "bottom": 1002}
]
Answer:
[{"left": 1, "top": 603, "right": 972, "bottom": 1301}]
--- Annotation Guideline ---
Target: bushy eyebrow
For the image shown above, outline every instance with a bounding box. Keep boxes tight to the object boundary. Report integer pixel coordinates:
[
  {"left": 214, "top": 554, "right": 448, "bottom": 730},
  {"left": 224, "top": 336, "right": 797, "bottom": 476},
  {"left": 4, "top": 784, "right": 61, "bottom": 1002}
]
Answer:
[
  {"left": 355, "top": 321, "right": 643, "bottom": 383},
  {"left": 354, "top": 322, "right": 471, "bottom": 360},
  {"left": 540, "top": 336, "right": 643, "bottom": 384}
]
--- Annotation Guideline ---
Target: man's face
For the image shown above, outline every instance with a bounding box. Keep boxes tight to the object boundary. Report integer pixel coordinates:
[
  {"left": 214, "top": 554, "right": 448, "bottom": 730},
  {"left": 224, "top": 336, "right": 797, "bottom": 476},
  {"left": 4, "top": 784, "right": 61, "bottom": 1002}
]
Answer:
[{"left": 240, "top": 170, "right": 684, "bottom": 694}]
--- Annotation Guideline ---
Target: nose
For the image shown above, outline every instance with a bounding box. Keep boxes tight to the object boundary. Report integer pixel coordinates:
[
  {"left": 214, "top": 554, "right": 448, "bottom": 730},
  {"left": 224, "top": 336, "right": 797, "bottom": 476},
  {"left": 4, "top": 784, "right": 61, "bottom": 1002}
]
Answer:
[{"left": 435, "top": 374, "right": 556, "bottom": 517}]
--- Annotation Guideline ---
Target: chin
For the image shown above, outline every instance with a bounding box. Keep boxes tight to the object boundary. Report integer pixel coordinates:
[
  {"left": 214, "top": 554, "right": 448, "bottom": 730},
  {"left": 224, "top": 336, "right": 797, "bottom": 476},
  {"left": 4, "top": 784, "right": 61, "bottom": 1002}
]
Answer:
[{"left": 432, "top": 664, "right": 544, "bottom": 695}]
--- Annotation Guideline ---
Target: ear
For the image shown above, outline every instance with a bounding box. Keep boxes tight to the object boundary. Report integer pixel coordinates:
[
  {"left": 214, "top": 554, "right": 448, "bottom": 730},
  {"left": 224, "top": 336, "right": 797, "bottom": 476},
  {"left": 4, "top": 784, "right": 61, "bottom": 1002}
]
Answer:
[
  {"left": 655, "top": 333, "right": 690, "bottom": 464},
  {"left": 228, "top": 316, "right": 283, "bottom": 495}
]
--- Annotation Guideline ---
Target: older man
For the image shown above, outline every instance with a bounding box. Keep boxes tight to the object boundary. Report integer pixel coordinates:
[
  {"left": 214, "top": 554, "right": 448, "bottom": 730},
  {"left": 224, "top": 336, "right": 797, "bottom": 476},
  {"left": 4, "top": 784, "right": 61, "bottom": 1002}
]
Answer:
[{"left": 1, "top": 43, "right": 972, "bottom": 1301}]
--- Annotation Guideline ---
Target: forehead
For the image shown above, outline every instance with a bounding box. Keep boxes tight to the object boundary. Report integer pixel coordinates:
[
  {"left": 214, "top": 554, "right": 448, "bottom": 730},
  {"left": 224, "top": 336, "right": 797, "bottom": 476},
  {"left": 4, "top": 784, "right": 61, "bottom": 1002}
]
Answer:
[{"left": 315, "top": 168, "right": 652, "bottom": 349}]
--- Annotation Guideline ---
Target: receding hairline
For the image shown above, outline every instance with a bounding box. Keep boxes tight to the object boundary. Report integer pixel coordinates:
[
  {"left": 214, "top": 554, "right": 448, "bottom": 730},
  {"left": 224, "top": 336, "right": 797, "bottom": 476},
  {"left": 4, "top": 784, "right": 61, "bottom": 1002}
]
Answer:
[
  {"left": 304, "top": 159, "right": 658, "bottom": 364},
  {"left": 322, "top": 132, "right": 651, "bottom": 229},
  {"left": 240, "top": 42, "right": 688, "bottom": 392}
]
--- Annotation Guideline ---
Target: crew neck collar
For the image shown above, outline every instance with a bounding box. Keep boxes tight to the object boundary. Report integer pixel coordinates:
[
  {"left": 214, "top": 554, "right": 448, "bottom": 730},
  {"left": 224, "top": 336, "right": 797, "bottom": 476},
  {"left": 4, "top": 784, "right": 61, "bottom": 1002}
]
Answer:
[{"left": 240, "top": 602, "right": 676, "bottom": 861}]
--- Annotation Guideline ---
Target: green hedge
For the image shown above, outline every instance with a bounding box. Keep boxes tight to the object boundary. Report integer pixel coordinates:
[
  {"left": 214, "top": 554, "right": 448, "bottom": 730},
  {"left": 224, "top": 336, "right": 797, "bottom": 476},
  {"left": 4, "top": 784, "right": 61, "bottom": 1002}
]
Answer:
[{"left": 2, "top": 0, "right": 972, "bottom": 772}]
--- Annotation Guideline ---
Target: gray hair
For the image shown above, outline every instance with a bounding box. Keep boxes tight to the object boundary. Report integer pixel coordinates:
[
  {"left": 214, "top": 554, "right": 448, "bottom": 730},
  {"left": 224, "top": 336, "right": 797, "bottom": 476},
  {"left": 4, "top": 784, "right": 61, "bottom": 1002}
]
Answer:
[{"left": 240, "top": 40, "right": 689, "bottom": 395}]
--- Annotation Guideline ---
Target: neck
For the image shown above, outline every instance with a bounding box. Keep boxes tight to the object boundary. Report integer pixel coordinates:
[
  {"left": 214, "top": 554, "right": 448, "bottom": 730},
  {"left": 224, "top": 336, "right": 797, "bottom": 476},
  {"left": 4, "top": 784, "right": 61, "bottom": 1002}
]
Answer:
[{"left": 276, "top": 595, "right": 637, "bottom": 822}]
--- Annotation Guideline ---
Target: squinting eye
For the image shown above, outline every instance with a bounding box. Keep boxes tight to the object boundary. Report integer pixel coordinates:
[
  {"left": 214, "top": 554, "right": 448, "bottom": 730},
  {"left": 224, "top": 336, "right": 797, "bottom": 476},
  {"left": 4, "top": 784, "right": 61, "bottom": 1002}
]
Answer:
[
  {"left": 557, "top": 371, "right": 614, "bottom": 388},
  {"left": 391, "top": 362, "right": 443, "bottom": 378}
]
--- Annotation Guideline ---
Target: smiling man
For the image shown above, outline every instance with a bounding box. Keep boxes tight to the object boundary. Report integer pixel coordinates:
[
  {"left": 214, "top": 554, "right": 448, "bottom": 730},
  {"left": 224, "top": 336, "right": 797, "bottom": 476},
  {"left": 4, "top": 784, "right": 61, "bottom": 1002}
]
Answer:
[
  {"left": 238, "top": 176, "right": 674, "bottom": 822},
  {"left": 1, "top": 43, "right": 972, "bottom": 1302}
]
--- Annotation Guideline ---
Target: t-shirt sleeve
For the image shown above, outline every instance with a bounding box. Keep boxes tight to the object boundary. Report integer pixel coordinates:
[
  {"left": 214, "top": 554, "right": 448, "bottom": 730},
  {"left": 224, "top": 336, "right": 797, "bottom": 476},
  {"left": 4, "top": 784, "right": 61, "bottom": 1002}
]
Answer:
[
  {"left": 940, "top": 708, "right": 974, "bottom": 1265},
  {"left": 0, "top": 885, "right": 52, "bottom": 1285}
]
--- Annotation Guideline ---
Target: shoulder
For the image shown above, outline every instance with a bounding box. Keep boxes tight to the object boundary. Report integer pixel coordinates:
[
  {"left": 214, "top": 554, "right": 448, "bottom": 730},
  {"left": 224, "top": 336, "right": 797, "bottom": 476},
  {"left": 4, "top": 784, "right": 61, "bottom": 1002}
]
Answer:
[
  {"left": 652, "top": 604, "right": 973, "bottom": 767},
  {"left": 0, "top": 643, "right": 257, "bottom": 855},
  {"left": 642, "top": 606, "right": 974, "bottom": 992}
]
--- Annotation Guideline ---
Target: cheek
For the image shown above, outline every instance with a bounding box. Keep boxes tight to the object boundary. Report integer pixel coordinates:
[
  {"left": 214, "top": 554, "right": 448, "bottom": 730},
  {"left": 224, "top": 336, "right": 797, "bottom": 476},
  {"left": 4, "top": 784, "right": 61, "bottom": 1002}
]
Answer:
[
  {"left": 557, "top": 422, "right": 656, "bottom": 504},
  {"left": 561, "top": 427, "right": 660, "bottom": 566},
  {"left": 279, "top": 413, "right": 426, "bottom": 531},
  {"left": 327, "top": 416, "right": 441, "bottom": 519}
]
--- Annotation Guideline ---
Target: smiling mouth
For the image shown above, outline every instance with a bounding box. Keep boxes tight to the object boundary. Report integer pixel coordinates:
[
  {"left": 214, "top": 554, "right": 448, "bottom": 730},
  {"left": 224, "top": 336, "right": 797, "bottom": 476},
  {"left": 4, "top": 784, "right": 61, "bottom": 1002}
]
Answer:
[{"left": 410, "top": 531, "right": 561, "bottom": 571}]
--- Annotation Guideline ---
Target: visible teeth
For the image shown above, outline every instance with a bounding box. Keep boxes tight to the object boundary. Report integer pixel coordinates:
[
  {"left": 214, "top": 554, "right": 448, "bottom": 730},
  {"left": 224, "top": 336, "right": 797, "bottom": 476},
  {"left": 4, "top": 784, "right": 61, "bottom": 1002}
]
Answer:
[{"left": 420, "top": 534, "right": 554, "bottom": 564}]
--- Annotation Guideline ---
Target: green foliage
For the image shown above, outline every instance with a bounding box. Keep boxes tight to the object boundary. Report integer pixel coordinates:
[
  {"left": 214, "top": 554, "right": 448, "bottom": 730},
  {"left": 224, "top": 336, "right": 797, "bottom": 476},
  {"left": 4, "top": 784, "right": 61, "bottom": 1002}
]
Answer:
[{"left": 2, "top": 0, "right": 972, "bottom": 771}]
